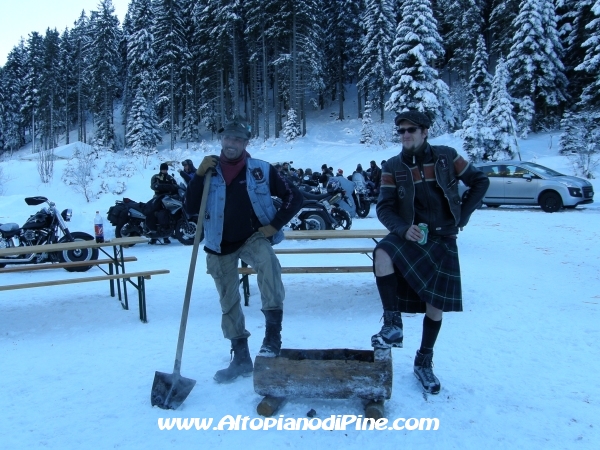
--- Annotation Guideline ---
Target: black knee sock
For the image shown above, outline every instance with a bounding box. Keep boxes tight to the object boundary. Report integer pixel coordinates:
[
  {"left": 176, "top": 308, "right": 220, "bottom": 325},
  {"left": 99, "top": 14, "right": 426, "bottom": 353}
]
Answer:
[
  {"left": 375, "top": 273, "right": 399, "bottom": 311},
  {"left": 419, "top": 316, "right": 442, "bottom": 354}
]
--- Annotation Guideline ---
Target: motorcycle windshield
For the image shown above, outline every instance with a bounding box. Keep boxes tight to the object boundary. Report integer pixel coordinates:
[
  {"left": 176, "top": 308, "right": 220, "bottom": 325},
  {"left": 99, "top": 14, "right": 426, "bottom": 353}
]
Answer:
[
  {"left": 352, "top": 173, "right": 366, "bottom": 188},
  {"left": 25, "top": 196, "right": 48, "bottom": 206}
]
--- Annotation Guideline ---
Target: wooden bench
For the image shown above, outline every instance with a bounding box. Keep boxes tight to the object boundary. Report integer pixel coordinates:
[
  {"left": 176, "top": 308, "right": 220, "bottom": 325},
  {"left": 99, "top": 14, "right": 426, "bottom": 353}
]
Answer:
[
  {"left": 239, "top": 229, "right": 388, "bottom": 305},
  {"left": 0, "top": 257, "right": 137, "bottom": 273},
  {"left": 0, "top": 269, "right": 169, "bottom": 323},
  {"left": 0, "top": 237, "right": 167, "bottom": 323}
]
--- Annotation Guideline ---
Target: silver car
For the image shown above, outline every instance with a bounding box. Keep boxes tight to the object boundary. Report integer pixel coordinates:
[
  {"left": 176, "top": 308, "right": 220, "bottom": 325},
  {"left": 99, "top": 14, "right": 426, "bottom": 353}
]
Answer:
[{"left": 460, "top": 161, "right": 594, "bottom": 212}]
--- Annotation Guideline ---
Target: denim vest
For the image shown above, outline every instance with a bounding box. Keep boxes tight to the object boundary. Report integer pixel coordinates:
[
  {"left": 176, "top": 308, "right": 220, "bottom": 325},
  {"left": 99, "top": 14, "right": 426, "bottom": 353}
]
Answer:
[{"left": 204, "top": 158, "right": 284, "bottom": 253}]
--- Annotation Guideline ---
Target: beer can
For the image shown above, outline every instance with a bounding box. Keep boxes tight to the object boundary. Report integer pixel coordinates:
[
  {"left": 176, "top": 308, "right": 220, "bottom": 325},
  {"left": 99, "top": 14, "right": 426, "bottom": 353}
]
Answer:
[{"left": 417, "top": 223, "right": 428, "bottom": 245}]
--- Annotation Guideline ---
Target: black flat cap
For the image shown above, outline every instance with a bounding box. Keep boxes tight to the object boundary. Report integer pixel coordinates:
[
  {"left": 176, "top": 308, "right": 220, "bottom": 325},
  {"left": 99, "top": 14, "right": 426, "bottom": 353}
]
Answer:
[
  {"left": 218, "top": 117, "right": 251, "bottom": 139},
  {"left": 394, "top": 110, "right": 431, "bottom": 128}
]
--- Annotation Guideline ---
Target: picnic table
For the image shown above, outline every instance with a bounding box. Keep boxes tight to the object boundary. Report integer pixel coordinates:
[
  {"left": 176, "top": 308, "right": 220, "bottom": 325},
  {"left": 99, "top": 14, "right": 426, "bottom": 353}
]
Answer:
[
  {"left": 0, "top": 237, "right": 169, "bottom": 322},
  {"left": 239, "top": 229, "right": 388, "bottom": 305}
]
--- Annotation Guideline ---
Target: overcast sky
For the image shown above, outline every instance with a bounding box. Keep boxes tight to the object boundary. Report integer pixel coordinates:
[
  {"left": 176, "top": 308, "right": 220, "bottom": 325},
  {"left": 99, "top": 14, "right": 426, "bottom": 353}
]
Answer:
[{"left": 0, "top": 0, "right": 129, "bottom": 67}]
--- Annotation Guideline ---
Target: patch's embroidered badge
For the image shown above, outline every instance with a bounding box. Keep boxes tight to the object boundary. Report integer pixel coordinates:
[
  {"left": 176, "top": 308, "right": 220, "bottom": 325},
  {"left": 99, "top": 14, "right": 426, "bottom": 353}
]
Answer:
[
  {"left": 251, "top": 168, "right": 264, "bottom": 181},
  {"left": 395, "top": 170, "right": 408, "bottom": 182},
  {"left": 398, "top": 186, "right": 406, "bottom": 199},
  {"left": 438, "top": 155, "right": 448, "bottom": 169}
]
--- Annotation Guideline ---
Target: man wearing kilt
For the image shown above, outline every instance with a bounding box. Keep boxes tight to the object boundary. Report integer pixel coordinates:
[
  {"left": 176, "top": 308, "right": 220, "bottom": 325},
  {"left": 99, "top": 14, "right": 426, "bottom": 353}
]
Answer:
[{"left": 372, "top": 110, "right": 489, "bottom": 394}]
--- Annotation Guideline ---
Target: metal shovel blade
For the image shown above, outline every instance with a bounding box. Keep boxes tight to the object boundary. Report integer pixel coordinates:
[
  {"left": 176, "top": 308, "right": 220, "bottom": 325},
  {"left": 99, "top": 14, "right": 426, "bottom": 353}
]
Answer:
[{"left": 151, "top": 371, "right": 197, "bottom": 410}]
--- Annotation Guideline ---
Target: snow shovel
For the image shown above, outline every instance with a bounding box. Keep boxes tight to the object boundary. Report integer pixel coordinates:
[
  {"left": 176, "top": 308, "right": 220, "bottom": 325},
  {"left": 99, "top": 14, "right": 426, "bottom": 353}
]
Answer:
[{"left": 151, "top": 171, "right": 212, "bottom": 410}]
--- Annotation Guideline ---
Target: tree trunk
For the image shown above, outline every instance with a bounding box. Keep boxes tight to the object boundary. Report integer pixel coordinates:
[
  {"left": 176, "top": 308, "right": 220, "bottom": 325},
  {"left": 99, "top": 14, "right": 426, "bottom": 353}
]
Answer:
[
  {"left": 262, "top": 27, "right": 269, "bottom": 141},
  {"left": 274, "top": 41, "right": 280, "bottom": 138},
  {"left": 171, "top": 66, "right": 175, "bottom": 150},
  {"left": 232, "top": 26, "right": 239, "bottom": 117}
]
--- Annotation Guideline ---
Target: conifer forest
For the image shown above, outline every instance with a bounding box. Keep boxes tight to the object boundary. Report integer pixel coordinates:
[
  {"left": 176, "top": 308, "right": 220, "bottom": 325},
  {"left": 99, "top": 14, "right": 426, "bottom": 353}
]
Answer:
[{"left": 0, "top": 0, "right": 598, "bottom": 162}]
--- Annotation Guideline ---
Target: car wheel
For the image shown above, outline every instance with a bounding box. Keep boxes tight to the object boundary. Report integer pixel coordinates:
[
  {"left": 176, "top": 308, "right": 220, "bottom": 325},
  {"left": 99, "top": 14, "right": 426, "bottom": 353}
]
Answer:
[{"left": 539, "top": 191, "right": 562, "bottom": 213}]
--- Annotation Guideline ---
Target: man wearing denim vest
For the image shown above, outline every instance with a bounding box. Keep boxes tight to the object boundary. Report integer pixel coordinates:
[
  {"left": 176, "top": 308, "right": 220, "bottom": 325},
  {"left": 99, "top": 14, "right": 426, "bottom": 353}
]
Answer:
[{"left": 186, "top": 117, "right": 302, "bottom": 383}]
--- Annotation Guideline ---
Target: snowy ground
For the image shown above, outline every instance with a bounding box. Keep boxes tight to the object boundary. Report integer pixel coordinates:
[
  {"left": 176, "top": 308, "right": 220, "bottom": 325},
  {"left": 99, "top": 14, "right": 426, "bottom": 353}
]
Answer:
[{"left": 0, "top": 111, "right": 599, "bottom": 449}]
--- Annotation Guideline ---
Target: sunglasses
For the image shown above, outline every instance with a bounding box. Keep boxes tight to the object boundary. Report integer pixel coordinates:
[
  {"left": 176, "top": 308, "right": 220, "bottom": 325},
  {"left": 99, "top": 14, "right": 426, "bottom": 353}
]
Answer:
[{"left": 397, "top": 126, "right": 420, "bottom": 134}]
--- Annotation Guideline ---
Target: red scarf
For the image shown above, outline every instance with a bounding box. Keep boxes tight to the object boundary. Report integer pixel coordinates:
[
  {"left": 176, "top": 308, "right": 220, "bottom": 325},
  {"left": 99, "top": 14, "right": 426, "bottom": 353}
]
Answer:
[{"left": 220, "top": 150, "right": 251, "bottom": 185}]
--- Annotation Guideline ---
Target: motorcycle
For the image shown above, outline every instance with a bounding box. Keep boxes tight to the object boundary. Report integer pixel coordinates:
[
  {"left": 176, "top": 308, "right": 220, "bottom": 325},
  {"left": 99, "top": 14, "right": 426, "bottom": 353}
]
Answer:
[
  {"left": 274, "top": 189, "right": 352, "bottom": 231},
  {"left": 351, "top": 173, "right": 378, "bottom": 218},
  {"left": 0, "top": 196, "right": 99, "bottom": 272},
  {"left": 107, "top": 182, "right": 197, "bottom": 245}
]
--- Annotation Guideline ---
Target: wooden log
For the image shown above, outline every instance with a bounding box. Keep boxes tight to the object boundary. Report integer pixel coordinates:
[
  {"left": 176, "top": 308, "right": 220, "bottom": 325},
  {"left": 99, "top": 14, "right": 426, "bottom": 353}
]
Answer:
[
  {"left": 256, "top": 395, "right": 286, "bottom": 417},
  {"left": 253, "top": 349, "right": 392, "bottom": 401},
  {"left": 364, "top": 400, "right": 385, "bottom": 420}
]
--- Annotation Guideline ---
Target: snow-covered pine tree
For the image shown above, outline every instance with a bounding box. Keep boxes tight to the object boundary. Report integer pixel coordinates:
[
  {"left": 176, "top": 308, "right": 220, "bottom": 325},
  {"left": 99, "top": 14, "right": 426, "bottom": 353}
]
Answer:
[
  {"left": 282, "top": 108, "right": 301, "bottom": 142},
  {"left": 460, "top": 97, "right": 494, "bottom": 162},
  {"left": 506, "top": 0, "right": 567, "bottom": 131},
  {"left": 22, "top": 32, "right": 45, "bottom": 153},
  {"left": 70, "top": 11, "right": 92, "bottom": 144},
  {"left": 127, "top": 79, "right": 161, "bottom": 157},
  {"left": 469, "top": 34, "right": 493, "bottom": 106},
  {"left": 0, "top": 42, "right": 26, "bottom": 152},
  {"left": 285, "top": 0, "right": 325, "bottom": 135},
  {"left": 437, "top": 0, "right": 484, "bottom": 78},
  {"left": 245, "top": 0, "right": 271, "bottom": 139},
  {"left": 58, "top": 28, "right": 78, "bottom": 145},
  {"left": 515, "top": 96, "right": 535, "bottom": 138},
  {"left": 357, "top": 0, "right": 395, "bottom": 122},
  {"left": 323, "top": 0, "right": 362, "bottom": 121},
  {"left": 178, "top": 0, "right": 199, "bottom": 146},
  {"left": 558, "top": 0, "right": 596, "bottom": 103},
  {"left": 386, "top": 0, "right": 454, "bottom": 133},
  {"left": 154, "top": 0, "right": 186, "bottom": 149},
  {"left": 38, "top": 28, "right": 62, "bottom": 150},
  {"left": 191, "top": 0, "right": 236, "bottom": 131},
  {"left": 484, "top": 58, "right": 518, "bottom": 160},
  {"left": 576, "top": 0, "right": 600, "bottom": 108},
  {"left": 490, "top": 0, "right": 521, "bottom": 57},
  {"left": 88, "top": 0, "right": 122, "bottom": 150},
  {"left": 559, "top": 109, "right": 600, "bottom": 178},
  {"left": 360, "top": 100, "right": 374, "bottom": 145},
  {"left": 126, "top": 0, "right": 161, "bottom": 156}
]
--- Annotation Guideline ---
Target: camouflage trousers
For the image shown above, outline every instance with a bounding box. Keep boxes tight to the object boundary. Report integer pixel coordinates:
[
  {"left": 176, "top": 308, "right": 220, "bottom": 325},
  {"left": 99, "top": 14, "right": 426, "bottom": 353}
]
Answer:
[{"left": 206, "top": 232, "right": 285, "bottom": 340}]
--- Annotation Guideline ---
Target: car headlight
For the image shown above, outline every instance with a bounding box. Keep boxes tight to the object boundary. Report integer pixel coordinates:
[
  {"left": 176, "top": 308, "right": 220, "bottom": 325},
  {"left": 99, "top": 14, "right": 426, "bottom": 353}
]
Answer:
[
  {"left": 558, "top": 180, "right": 576, "bottom": 188},
  {"left": 568, "top": 187, "right": 582, "bottom": 197}
]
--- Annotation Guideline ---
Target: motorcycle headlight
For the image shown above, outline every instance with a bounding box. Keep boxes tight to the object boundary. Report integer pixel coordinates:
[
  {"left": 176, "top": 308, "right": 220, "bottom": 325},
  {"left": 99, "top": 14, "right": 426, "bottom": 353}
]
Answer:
[{"left": 61, "top": 209, "right": 72, "bottom": 221}]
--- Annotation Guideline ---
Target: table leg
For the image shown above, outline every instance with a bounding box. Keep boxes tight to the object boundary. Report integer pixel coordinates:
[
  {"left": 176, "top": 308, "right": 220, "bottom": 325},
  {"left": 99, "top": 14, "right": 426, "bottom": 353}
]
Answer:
[
  {"left": 137, "top": 275, "right": 147, "bottom": 323},
  {"left": 113, "top": 245, "right": 128, "bottom": 310},
  {"left": 119, "top": 245, "right": 130, "bottom": 310},
  {"left": 108, "top": 262, "right": 115, "bottom": 297}
]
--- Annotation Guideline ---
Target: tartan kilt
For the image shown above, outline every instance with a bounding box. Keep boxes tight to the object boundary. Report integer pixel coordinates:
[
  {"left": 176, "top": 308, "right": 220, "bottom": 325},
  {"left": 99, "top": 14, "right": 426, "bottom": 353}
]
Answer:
[{"left": 375, "top": 233, "right": 463, "bottom": 313}]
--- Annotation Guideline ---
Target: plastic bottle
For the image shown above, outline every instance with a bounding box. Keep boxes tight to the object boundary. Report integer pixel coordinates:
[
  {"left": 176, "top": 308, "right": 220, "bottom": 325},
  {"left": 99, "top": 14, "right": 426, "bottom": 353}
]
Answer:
[{"left": 94, "top": 211, "right": 104, "bottom": 243}]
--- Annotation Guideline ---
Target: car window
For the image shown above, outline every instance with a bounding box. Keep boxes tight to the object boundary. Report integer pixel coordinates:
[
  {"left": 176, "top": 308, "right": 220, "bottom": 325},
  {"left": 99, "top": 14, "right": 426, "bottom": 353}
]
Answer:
[
  {"left": 520, "top": 162, "right": 564, "bottom": 177},
  {"left": 505, "top": 165, "right": 527, "bottom": 178},
  {"left": 510, "top": 165, "right": 540, "bottom": 179},
  {"left": 481, "top": 165, "right": 502, "bottom": 177}
]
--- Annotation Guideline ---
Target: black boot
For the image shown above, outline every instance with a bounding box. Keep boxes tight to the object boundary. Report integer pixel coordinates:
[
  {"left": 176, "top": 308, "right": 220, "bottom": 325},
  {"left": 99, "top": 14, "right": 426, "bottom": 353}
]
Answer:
[
  {"left": 414, "top": 350, "right": 441, "bottom": 394},
  {"left": 258, "top": 309, "right": 283, "bottom": 357},
  {"left": 371, "top": 310, "right": 403, "bottom": 348},
  {"left": 213, "top": 338, "right": 253, "bottom": 383}
]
